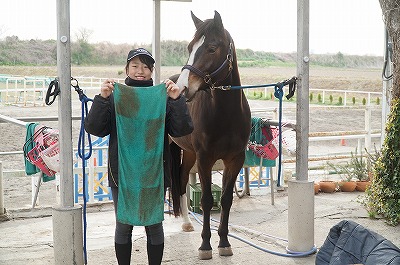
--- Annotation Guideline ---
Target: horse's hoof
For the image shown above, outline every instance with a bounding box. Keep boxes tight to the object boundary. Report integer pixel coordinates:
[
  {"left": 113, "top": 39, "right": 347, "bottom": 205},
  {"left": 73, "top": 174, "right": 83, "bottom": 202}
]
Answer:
[
  {"left": 218, "top": 246, "right": 233, "bottom": 256},
  {"left": 198, "top": 249, "right": 212, "bottom": 260},
  {"left": 181, "top": 222, "right": 194, "bottom": 232}
]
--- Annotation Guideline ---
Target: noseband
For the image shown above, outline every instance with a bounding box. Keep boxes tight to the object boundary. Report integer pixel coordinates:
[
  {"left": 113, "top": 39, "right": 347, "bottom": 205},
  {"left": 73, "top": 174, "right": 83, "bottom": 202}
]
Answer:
[{"left": 182, "top": 37, "right": 234, "bottom": 90}]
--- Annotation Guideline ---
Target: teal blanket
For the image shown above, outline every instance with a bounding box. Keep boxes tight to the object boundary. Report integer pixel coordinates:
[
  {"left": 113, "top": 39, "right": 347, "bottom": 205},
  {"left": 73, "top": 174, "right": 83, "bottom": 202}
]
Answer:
[
  {"left": 245, "top": 117, "right": 276, "bottom": 167},
  {"left": 114, "top": 83, "right": 166, "bottom": 226},
  {"left": 24, "top": 123, "right": 54, "bottom": 182}
]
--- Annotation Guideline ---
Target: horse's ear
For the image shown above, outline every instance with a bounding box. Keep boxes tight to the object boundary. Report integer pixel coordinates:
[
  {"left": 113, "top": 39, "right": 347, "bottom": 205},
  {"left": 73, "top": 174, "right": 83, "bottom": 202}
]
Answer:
[
  {"left": 191, "top": 11, "right": 203, "bottom": 29},
  {"left": 213, "top": 10, "right": 224, "bottom": 31}
]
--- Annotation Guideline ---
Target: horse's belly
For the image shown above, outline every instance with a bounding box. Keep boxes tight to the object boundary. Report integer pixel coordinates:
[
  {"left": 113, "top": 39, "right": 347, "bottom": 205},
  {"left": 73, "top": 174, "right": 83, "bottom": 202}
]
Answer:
[{"left": 171, "top": 135, "right": 194, "bottom": 152}]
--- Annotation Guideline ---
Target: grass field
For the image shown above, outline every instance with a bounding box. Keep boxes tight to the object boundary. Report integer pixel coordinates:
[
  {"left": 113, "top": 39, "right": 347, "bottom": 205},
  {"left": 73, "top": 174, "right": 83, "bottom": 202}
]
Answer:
[{"left": 0, "top": 65, "right": 382, "bottom": 92}]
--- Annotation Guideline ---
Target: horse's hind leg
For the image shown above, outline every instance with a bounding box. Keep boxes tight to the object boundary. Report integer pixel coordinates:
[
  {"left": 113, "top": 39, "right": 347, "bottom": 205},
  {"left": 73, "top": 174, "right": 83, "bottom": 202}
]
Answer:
[
  {"left": 180, "top": 150, "right": 196, "bottom": 232},
  {"left": 218, "top": 155, "right": 245, "bottom": 257}
]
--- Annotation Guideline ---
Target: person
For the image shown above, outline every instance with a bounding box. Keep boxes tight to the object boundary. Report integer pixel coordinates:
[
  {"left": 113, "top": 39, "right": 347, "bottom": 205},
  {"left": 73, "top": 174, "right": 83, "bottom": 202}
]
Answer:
[{"left": 84, "top": 48, "right": 193, "bottom": 265}]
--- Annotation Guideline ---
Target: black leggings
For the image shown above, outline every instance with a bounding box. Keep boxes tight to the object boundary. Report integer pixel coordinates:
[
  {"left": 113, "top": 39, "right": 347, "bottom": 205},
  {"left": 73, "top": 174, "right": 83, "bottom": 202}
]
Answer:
[{"left": 111, "top": 187, "right": 164, "bottom": 245}]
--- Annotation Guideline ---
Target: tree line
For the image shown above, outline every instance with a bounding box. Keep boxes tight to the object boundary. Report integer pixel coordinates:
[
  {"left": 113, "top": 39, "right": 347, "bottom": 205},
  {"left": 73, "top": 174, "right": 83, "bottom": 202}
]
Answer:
[{"left": 0, "top": 35, "right": 383, "bottom": 68}]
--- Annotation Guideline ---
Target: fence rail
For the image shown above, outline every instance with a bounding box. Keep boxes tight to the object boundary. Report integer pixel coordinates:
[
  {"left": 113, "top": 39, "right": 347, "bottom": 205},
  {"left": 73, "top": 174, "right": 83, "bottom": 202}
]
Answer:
[{"left": 1, "top": 75, "right": 382, "bottom": 107}]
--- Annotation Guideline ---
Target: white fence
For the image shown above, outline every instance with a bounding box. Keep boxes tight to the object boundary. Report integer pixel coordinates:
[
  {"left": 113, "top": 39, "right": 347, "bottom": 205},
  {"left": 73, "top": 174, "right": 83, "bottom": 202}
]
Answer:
[
  {"left": 0, "top": 75, "right": 125, "bottom": 106},
  {"left": 245, "top": 87, "right": 382, "bottom": 107},
  {"left": 0, "top": 75, "right": 382, "bottom": 107}
]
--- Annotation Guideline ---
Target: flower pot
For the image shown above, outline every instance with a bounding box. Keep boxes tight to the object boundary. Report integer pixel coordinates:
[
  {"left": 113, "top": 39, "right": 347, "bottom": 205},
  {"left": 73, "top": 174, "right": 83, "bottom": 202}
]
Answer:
[
  {"left": 356, "top": 180, "right": 371, "bottom": 192},
  {"left": 314, "top": 183, "right": 320, "bottom": 194},
  {"left": 319, "top": 181, "right": 337, "bottom": 193},
  {"left": 338, "top": 181, "right": 357, "bottom": 192}
]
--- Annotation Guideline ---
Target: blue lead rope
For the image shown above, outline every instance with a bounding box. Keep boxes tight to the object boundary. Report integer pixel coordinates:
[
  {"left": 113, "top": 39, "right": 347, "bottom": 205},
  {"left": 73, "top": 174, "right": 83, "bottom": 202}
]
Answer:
[
  {"left": 74, "top": 81, "right": 93, "bottom": 265},
  {"left": 78, "top": 98, "right": 93, "bottom": 265},
  {"left": 274, "top": 83, "right": 285, "bottom": 187},
  {"left": 214, "top": 77, "right": 297, "bottom": 187}
]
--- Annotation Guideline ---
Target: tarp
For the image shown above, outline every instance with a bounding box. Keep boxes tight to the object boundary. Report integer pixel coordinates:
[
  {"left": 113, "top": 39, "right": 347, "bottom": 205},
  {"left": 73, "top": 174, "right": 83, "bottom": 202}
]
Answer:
[{"left": 316, "top": 220, "right": 400, "bottom": 265}]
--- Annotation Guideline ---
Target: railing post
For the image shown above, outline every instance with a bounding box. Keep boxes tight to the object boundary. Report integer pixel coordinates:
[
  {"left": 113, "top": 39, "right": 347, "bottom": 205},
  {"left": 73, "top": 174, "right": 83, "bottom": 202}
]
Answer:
[
  {"left": 88, "top": 156, "right": 95, "bottom": 203},
  {"left": 365, "top": 106, "right": 372, "bottom": 152}
]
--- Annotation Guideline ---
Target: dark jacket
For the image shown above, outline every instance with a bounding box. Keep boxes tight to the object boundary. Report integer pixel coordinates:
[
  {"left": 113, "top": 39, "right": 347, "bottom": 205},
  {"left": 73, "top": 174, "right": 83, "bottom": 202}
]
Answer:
[{"left": 84, "top": 92, "right": 193, "bottom": 189}]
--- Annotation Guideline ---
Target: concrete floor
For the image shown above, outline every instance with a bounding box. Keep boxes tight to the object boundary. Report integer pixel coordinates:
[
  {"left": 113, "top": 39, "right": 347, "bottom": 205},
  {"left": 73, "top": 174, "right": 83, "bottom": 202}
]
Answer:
[{"left": 1, "top": 188, "right": 399, "bottom": 265}]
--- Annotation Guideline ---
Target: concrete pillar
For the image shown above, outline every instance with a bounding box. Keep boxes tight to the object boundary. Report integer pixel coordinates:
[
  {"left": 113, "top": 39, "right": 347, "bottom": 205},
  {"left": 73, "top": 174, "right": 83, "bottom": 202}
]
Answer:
[
  {"left": 0, "top": 162, "right": 5, "bottom": 215},
  {"left": 53, "top": 1, "right": 84, "bottom": 263},
  {"left": 153, "top": 0, "right": 161, "bottom": 84},
  {"left": 52, "top": 206, "right": 84, "bottom": 264},
  {"left": 287, "top": 180, "right": 314, "bottom": 252}
]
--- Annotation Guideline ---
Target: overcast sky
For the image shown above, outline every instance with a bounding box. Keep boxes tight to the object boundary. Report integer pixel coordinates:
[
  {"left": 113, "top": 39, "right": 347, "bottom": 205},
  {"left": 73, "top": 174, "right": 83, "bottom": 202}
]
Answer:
[{"left": 1, "top": 0, "right": 385, "bottom": 56}]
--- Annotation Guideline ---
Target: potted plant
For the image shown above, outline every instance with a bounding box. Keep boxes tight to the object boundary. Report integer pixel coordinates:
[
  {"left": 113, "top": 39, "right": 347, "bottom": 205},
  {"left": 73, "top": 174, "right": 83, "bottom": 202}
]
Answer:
[
  {"left": 357, "top": 146, "right": 381, "bottom": 191},
  {"left": 338, "top": 175, "right": 357, "bottom": 192},
  {"left": 318, "top": 179, "right": 337, "bottom": 193},
  {"left": 314, "top": 181, "right": 320, "bottom": 194},
  {"left": 326, "top": 162, "right": 356, "bottom": 192},
  {"left": 328, "top": 148, "right": 371, "bottom": 192}
]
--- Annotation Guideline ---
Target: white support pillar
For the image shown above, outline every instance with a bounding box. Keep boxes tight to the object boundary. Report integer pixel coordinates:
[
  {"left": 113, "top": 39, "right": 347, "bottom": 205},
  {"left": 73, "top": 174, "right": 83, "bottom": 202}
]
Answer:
[
  {"left": 287, "top": 180, "right": 314, "bottom": 252},
  {"left": 287, "top": 0, "right": 315, "bottom": 254},
  {"left": 53, "top": 1, "right": 84, "bottom": 264},
  {"left": 0, "top": 162, "right": 5, "bottom": 215},
  {"left": 152, "top": 0, "right": 192, "bottom": 85},
  {"left": 53, "top": 207, "right": 84, "bottom": 264},
  {"left": 365, "top": 106, "right": 372, "bottom": 152},
  {"left": 153, "top": 0, "right": 161, "bottom": 84}
]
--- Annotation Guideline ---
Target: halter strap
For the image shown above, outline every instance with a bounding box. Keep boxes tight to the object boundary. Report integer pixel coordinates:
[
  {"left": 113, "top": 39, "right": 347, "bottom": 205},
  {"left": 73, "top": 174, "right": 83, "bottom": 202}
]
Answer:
[{"left": 182, "top": 37, "right": 234, "bottom": 89}]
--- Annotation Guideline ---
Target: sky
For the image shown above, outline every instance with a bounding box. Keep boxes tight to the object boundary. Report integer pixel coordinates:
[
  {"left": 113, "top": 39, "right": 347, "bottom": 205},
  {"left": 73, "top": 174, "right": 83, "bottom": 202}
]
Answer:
[{"left": 1, "top": 0, "right": 385, "bottom": 56}]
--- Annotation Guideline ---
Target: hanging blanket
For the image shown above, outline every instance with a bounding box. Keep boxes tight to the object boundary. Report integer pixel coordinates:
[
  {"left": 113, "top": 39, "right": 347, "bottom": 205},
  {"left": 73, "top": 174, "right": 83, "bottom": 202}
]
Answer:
[
  {"left": 113, "top": 83, "right": 166, "bottom": 226},
  {"left": 245, "top": 117, "right": 276, "bottom": 167},
  {"left": 24, "top": 122, "right": 54, "bottom": 182}
]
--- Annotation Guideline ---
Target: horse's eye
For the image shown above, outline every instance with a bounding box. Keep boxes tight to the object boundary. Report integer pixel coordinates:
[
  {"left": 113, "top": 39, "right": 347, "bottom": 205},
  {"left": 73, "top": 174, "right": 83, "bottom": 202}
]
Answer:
[{"left": 208, "top": 47, "right": 217, "bottom": 54}]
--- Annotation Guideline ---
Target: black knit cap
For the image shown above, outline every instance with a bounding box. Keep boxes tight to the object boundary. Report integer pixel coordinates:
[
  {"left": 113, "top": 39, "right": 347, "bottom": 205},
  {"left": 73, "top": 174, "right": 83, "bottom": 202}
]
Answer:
[{"left": 126, "top": 48, "right": 155, "bottom": 63}]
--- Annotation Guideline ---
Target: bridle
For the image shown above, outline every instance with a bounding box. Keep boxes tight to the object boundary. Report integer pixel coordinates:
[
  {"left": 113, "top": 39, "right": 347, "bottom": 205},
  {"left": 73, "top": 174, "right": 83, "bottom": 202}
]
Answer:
[{"left": 182, "top": 36, "right": 234, "bottom": 97}]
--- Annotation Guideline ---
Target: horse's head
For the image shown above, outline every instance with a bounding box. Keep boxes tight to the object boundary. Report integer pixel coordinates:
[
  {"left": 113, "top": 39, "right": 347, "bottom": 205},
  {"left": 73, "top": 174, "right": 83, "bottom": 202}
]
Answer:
[{"left": 176, "top": 11, "right": 240, "bottom": 100}]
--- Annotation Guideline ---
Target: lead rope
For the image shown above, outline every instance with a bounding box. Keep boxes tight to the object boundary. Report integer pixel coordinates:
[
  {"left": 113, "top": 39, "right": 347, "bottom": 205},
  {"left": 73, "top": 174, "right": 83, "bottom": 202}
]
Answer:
[
  {"left": 274, "top": 83, "right": 284, "bottom": 187},
  {"left": 46, "top": 77, "right": 93, "bottom": 264},
  {"left": 73, "top": 78, "right": 93, "bottom": 265}
]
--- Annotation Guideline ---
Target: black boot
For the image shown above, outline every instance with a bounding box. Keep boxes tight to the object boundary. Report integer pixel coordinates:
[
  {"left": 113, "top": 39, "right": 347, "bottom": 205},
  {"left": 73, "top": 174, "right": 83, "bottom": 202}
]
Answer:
[
  {"left": 147, "top": 243, "right": 164, "bottom": 265},
  {"left": 115, "top": 242, "right": 132, "bottom": 265}
]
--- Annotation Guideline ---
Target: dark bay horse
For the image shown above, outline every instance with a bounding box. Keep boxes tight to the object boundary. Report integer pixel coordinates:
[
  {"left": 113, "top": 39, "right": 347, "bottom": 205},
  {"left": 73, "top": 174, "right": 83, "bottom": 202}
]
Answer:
[{"left": 171, "top": 11, "right": 251, "bottom": 260}]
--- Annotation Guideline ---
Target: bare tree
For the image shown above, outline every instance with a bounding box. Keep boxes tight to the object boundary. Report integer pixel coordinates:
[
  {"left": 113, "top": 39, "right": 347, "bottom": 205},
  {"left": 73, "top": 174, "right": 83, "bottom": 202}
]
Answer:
[{"left": 74, "top": 27, "right": 93, "bottom": 43}]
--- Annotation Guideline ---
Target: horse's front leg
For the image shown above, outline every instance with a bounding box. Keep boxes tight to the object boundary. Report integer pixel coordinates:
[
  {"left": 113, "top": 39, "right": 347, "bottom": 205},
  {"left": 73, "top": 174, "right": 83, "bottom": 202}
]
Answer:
[
  {"left": 197, "top": 161, "right": 214, "bottom": 260},
  {"left": 218, "top": 156, "right": 245, "bottom": 257}
]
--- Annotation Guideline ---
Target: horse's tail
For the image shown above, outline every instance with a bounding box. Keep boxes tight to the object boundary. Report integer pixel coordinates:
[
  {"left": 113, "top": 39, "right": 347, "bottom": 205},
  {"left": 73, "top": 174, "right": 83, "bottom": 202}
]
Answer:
[{"left": 169, "top": 141, "right": 182, "bottom": 216}]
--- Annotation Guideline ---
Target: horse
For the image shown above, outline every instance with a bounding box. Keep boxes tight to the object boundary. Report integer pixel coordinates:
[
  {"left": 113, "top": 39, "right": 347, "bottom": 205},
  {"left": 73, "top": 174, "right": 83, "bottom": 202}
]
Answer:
[{"left": 170, "top": 10, "right": 252, "bottom": 260}]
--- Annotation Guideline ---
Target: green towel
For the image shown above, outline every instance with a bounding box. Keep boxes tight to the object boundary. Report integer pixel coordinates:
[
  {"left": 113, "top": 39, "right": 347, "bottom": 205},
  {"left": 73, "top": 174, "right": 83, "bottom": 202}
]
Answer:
[
  {"left": 245, "top": 117, "right": 276, "bottom": 167},
  {"left": 24, "top": 123, "right": 55, "bottom": 182},
  {"left": 114, "top": 83, "right": 166, "bottom": 226}
]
